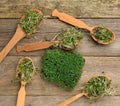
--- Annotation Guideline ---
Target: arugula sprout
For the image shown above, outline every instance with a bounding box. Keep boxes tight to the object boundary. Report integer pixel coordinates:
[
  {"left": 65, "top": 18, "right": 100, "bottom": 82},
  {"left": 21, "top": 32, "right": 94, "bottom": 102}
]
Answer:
[
  {"left": 16, "top": 58, "right": 35, "bottom": 82},
  {"left": 92, "top": 25, "right": 112, "bottom": 42},
  {"left": 84, "top": 76, "right": 111, "bottom": 98},
  {"left": 55, "top": 28, "right": 83, "bottom": 50},
  {"left": 19, "top": 10, "right": 43, "bottom": 38}
]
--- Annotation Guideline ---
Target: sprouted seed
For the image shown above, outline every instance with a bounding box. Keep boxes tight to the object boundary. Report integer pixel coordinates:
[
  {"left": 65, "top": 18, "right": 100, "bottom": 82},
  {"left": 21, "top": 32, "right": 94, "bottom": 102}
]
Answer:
[
  {"left": 55, "top": 28, "right": 83, "bottom": 50},
  {"left": 19, "top": 10, "right": 43, "bottom": 38},
  {"left": 84, "top": 76, "right": 111, "bottom": 98},
  {"left": 16, "top": 58, "right": 35, "bottom": 83},
  {"left": 92, "top": 25, "right": 112, "bottom": 42}
]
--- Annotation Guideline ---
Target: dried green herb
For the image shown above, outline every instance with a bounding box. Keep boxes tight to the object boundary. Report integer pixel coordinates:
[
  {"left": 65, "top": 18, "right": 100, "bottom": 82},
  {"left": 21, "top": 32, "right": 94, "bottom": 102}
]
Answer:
[
  {"left": 92, "top": 25, "right": 112, "bottom": 42},
  {"left": 16, "top": 58, "right": 35, "bottom": 83},
  {"left": 55, "top": 28, "right": 83, "bottom": 50},
  {"left": 41, "top": 49, "right": 85, "bottom": 90},
  {"left": 84, "top": 76, "right": 111, "bottom": 98},
  {"left": 19, "top": 10, "right": 43, "bottom": 38}
]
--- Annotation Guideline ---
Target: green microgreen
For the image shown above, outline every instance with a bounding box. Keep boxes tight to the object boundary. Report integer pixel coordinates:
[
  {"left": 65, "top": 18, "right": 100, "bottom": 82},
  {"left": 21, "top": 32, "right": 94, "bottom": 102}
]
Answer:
[
  {"left": 92, "top": 25, "right": 112, "bottom": 42},
  {"left": 19, "top": 10, "right": 43, "bottom": 38},
  {"left": 55, "top": 28, "right": 83, "bottom": 50},
  {"left": 41, "top": 49, "right": 85, "bottom": 90},
  {"left": 84, "top": 76, "right": 111, "bottom": 98},
  {"left": 16, "top": 58, "right": 35, "bottom": 83}
]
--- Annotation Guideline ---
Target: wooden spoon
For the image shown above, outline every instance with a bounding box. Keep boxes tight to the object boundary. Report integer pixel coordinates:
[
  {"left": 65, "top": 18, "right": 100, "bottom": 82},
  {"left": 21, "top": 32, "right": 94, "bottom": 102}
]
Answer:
[
  {"left": 52, "top": 9, "right": 115, "bottom": 45},
  {"left": 58, "top": 76, "right": 111, "bottom": 106},
  {"left": 16, "top": 36, "right": 81, "bottom": 52},
  {"left": 16, "top": 28, "right": 83, "bottom": 52},
  {"left": 16, "top": 57, "right": 35, "bottom": 106},
  {"left": 0, "top": 9, "right": 43, "bottom": 63}
]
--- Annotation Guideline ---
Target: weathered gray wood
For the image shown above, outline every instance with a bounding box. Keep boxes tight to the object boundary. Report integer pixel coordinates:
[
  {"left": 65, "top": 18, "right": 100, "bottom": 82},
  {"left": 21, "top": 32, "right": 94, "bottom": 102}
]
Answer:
[
  {"left": 0, "top": 0, "right": 120, "bottom": 18},
  {"left": 0, "top": 56, "right": 120, "bottom": 96},
  {"left": 0, "top": 19, "right": 119, "bottom": 56},
  {"left": 0, "top": 1, "right": 120, "bottom": 106},
  {"left": 0, "top": 96, "right": 120, "bottom": 106}
]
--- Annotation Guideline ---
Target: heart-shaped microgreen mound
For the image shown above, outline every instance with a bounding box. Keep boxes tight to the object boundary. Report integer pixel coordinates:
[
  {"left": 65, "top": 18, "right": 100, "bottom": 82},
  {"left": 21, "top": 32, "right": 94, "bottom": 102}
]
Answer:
[{"left": 41, "top": 49, "right": 85, "bottom": 90}]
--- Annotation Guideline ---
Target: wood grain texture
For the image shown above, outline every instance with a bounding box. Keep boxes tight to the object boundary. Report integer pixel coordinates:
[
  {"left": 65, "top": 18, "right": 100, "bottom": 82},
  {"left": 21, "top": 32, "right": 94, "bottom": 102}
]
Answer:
[
  {"left": 0, "top": 0, "right": 119, "bottom": 18},
  {"left": 0, "top": 1, "right": 120, "bottom": 104},
  {"left": 0, "top": 96, "right": 120, "bottom": 106},
  {"left": 0, "top": 19, "right": 119, "bottom": 56},
  {"left": 0, "top": 56, "right": 120, "bottom": 96}
]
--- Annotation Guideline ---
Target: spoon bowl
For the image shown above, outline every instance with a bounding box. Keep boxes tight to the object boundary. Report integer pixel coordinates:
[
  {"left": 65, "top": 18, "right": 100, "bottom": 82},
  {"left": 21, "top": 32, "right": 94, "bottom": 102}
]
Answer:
[
  {"left": 91, "top": 26, "right": 115, "bottom": 44},
  {"left": 52, "top": 9, "right": 115, "bottom": 45},
  {"left": 0, "top": 9, "right": 43, "bottom": 63}
]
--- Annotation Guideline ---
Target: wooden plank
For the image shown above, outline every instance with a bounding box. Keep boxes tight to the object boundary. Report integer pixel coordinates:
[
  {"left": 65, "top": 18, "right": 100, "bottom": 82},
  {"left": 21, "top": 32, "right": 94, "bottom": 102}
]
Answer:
[
  {"left": 0, "top": 19, "right": 119, "bottom": 56},
  {"left": 0, "top": 56, "right": 120, "bottom": 96},
  {"left": 0, "top": 96, "right": 120, "bottom": 106},
  {"left": 0, "top": 0, "right": 119, "bottom": 18}
]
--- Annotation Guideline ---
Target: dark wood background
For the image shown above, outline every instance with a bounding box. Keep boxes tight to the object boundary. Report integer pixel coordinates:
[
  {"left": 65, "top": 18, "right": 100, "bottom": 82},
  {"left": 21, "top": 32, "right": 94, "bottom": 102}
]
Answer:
[{"left": 0, "top": 0, "right": 120, "bottom": 106}]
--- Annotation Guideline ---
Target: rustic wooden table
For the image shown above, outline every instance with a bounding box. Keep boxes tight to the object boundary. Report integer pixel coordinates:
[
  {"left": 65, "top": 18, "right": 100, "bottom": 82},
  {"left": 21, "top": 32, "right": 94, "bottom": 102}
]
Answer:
[{"left": 0, "top": 0, "right": 120, "bottom": 106}]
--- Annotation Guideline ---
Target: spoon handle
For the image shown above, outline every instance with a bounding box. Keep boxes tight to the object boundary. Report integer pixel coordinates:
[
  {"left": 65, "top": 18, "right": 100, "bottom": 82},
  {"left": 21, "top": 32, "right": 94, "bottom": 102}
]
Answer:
[
  {"left": 16, "top": 41, "right": 55, "bottom": 52},
  {"left": 16, "top": 81, "right": 26, "bottom": 106},
  {"left": 0, "top": 25, "right": 25, "bottom": 63},
  {"left": 52, "top": 9, "right": 92, "bottom": 31},
  {"left": 58, "top": 93, "right": 84, "bottom": 106}
]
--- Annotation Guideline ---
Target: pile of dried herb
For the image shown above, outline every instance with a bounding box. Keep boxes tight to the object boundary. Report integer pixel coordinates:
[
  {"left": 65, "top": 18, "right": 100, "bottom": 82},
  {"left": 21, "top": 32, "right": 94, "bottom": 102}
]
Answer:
[
  {"left": 54, "top": 28, "right": 83, "bottom": 50},
  {"left": 19, "top": 10, "right": 43, "bottom": 38},
  {"left": 41, "top": 49, "right": 85, "bottom": 90},
  {"left": 84, "top": 76, "right": 111, "bottom": 98},
  {"left": 16, "top": 57, "right": 35, "bottom": 82},
  {"left": 92, "top": 25, "right": 112, "bottom": 42}
]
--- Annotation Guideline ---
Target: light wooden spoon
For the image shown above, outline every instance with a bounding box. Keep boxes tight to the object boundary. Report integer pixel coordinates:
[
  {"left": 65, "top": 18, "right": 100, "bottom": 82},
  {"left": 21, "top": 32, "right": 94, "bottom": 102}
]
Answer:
[
  {"left": 16, "top": 28, "right": 83, "bottom": 52},
  {"left": 52, "top": 9, "right": 115, "bottom": 45},
  {"left": 58, "top": 76, "right": 111, "bottom": 106},
  {"left": 0, "top": 9, "right": 43, "bottom": 63},
  {"left": 16, "top": 57, "right": 35, "bottom": 106}
]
